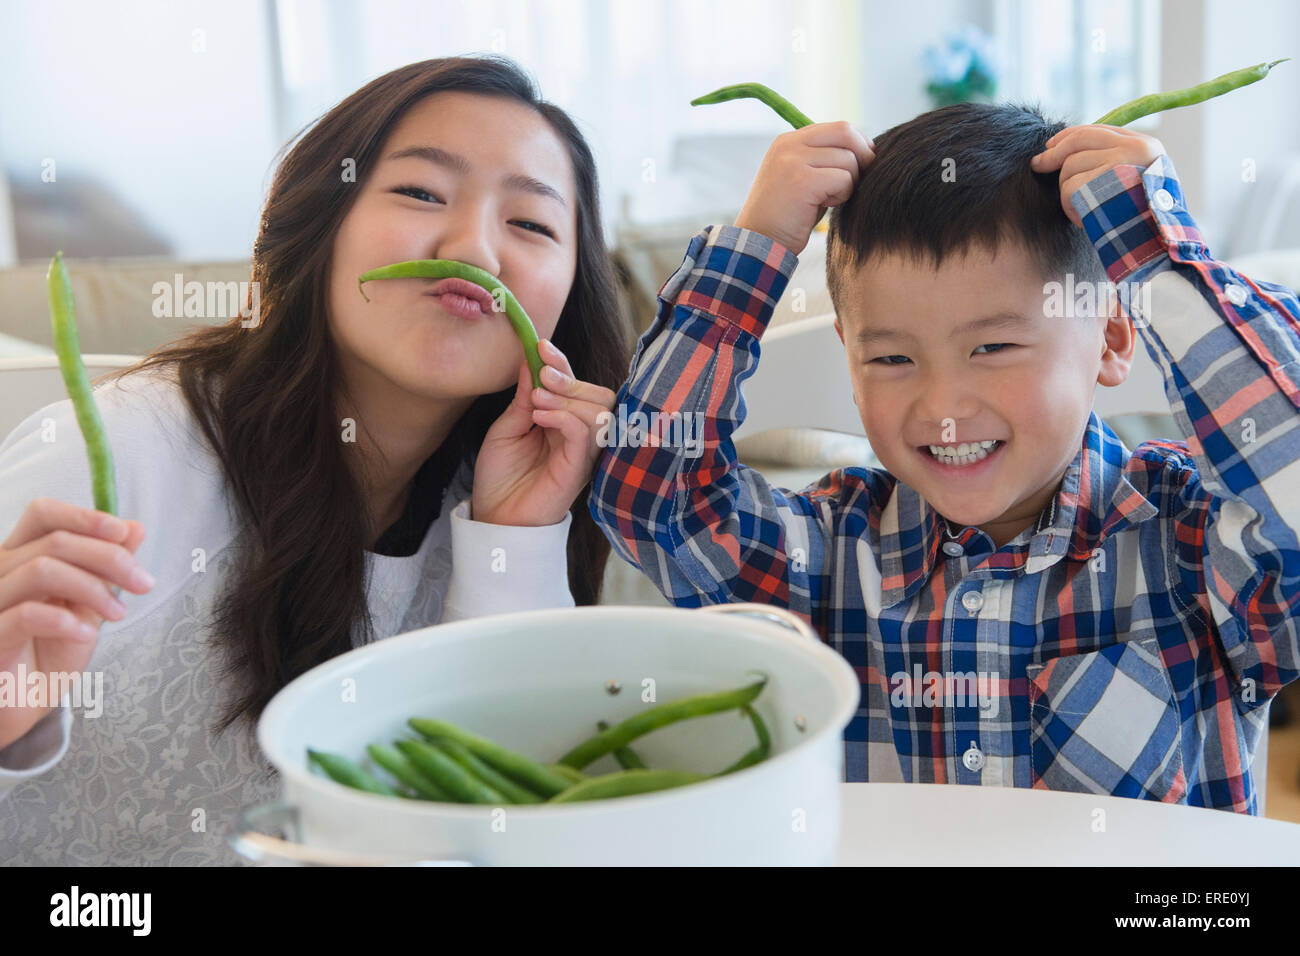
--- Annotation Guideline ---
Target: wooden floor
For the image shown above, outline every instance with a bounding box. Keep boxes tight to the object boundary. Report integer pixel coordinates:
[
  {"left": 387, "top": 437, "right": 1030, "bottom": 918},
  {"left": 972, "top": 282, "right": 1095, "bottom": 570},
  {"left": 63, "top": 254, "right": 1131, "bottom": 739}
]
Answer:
[{"left": 1265, "top": 682, "right": 1300, "bottom": 823}]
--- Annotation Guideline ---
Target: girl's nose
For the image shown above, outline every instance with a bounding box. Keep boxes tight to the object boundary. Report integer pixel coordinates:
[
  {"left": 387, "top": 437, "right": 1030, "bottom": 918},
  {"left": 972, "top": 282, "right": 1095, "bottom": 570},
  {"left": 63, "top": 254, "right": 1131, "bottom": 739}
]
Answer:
[{"left": 433, "top": 207, "right": 500, "bottom": 277}]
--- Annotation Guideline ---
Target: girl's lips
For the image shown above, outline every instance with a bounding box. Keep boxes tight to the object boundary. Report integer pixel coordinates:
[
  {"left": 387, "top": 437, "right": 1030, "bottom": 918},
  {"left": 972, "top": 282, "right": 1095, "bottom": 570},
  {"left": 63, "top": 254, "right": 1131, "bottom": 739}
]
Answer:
[
  {"left": 915, "top": 440, "right": 1007, "bottom": 478},
  {"left": 424, "top": 277, "right": 496, "bottom": 316},
  {"left": 427, "top": 291, "right": 486, "bottom": 320}
]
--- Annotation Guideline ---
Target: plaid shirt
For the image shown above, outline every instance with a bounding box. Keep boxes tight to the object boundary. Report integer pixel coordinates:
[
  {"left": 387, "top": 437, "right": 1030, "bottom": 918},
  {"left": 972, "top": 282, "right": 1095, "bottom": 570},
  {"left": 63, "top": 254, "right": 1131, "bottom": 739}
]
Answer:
[{"left": 589, "top": 155, "right": 1300, "bottom": 813}]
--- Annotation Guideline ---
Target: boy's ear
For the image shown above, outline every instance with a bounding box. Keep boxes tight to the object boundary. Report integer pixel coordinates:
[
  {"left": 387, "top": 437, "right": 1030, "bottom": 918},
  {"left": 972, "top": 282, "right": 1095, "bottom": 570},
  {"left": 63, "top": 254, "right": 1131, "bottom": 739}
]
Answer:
[
  {"left": 1096, "top": 301, "right": 1137, "bottom": 388},
  {"left": 834, "top": 316, "right": 844, "bottom": 346}
]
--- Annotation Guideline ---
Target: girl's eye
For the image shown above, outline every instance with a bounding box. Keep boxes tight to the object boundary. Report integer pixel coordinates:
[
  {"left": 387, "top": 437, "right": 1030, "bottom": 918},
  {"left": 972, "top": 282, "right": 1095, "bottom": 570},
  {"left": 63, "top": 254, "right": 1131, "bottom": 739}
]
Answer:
[
  {"left": 511, "top": 220, "right": 556, "bottom": 239},
  {"left": 393, "top": 186, "right": 555, "bottom": 239},
  {"left": 394, "top": 185, "right": 442, "bottom": 203}
]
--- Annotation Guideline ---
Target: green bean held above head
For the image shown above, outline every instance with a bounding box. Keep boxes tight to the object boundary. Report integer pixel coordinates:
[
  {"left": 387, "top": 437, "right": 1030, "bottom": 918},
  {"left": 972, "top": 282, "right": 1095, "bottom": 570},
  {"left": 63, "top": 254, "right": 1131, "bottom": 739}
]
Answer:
[
  {"left": 357, "top": 258, "right": 544, "bottom": 389},
  {"left": 48, "top": 251, "right": 117, "bottom": 516},
  {"left": 1094, "top": 59, "right": 1288, "bottom": 126},
  {"left": 690, "top": 82, "right": 814, "bottom": 130}
]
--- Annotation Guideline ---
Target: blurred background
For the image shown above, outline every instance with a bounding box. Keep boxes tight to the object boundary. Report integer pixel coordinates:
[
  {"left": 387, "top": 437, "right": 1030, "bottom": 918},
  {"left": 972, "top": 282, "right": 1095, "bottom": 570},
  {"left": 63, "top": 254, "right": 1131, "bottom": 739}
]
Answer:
[{"left": 1, "top": 0, "right": 1298, "bottom": 265}]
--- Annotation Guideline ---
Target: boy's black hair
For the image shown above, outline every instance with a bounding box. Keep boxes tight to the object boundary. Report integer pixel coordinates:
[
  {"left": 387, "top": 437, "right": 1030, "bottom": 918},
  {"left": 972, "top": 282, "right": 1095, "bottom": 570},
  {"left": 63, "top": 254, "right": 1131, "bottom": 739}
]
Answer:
[{"left": 827, "top": 102, "right": 1106, "bottom": 313}]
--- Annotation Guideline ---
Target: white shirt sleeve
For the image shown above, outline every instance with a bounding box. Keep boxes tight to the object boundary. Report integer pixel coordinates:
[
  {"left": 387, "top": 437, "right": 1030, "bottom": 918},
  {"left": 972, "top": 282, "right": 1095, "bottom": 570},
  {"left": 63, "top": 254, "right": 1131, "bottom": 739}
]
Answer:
[
  {"left": 0, "top": 700, "right": 73, "bottom": 798},
  {"left": 440, "top": 497, "right": 574, "bottom": 621}
]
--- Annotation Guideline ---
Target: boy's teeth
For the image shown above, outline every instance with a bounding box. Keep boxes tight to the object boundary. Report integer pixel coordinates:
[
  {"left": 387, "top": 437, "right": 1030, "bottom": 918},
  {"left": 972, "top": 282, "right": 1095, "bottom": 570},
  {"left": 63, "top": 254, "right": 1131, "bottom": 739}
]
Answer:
[{"left": 927, "top": 440, "right": 1001, "bottom": 464}]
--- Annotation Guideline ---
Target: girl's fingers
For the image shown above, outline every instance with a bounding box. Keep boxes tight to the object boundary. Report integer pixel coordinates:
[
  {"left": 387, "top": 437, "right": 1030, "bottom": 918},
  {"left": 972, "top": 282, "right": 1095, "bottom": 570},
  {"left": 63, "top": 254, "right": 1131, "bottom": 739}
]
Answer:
[
  {"left": 0, "top": 600, "right": 96, "bottom": 649},
  {"left": 0, "top": 555, "right": 128, "bottom": 624},
  {"left": 531, "top": 408, "right": 593, "bottom": 464},
  {"left": 3, "top": 498, "right": 128, "bottom": 551},
  {"left": 531, "top": 389, "right": 616, "bottom": 432},
  {"left": 7, "top": 531, "right": 153, "bottom": 596}
]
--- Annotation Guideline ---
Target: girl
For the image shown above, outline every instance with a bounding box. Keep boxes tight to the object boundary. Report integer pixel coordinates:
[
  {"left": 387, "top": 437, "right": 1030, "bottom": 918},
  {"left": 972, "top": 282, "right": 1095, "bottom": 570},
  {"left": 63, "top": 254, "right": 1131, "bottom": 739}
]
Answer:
[{"left": 0, "top": 55, "right": 631, "bottom": 864}]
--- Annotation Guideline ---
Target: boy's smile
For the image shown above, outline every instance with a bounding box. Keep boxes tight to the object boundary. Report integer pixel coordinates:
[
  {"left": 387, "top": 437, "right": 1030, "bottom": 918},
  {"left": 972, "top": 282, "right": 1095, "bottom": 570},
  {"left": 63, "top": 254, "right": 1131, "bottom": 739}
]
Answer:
[{"left": 834, "top": 239, "right": 1137, "bottom": 549}]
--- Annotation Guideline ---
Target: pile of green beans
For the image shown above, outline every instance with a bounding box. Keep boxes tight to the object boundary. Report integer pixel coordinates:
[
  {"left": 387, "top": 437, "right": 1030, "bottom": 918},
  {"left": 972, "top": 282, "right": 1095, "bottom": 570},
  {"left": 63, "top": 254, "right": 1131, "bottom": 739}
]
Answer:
[
  {"left": 691, "top": 60, "right": 1288, "bottom": 131},
  {"left": 306, "top": 677, "right": 772, "bottom": 805},
  {"left": 357, "top": 259, "right": 544, "bottom": 389},
  {"left": 47, "top": 251, "right": 117, "bottom": 516}
]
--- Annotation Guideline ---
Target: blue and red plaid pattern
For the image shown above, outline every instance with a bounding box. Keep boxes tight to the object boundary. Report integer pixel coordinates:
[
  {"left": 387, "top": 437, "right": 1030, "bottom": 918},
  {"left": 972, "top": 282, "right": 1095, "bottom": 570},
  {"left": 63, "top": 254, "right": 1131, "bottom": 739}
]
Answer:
[{"left": 588, "top": 157, "right": 1300, "bottom": 813}]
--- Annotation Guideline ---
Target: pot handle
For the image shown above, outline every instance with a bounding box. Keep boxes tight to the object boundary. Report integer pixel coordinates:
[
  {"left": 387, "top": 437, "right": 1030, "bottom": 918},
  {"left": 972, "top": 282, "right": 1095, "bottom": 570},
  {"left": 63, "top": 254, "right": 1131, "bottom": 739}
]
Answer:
[
  {"left": 697, "top": 602, "right": 819, "bottom": 642},
  {"left": 229, "top": 800, "right": 474, "bottom": 867}
]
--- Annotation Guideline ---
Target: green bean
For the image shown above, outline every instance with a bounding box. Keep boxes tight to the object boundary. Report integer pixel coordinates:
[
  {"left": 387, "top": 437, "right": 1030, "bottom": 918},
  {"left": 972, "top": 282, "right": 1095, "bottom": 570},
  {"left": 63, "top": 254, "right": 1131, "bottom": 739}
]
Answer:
[
  {"left": 547, "top": 763, "right": 588, "bottom": 785},
  {"left": 307, "top": 748, "right": 400, "bottom": 797},
  {"left": 366, "top": 743, "right": 452, "bottom": 801},
  {"left": 690, "top": 82, "right": 813, "bottom": 130},
  {"left": 548, "top": 769, "right": 706, "bottom": 803},
  {"left": 1095, "top": 59, "right": 1288, "bottom": 126},
  {"left": 47, "top": 251, "right": 117, "bottom": 516},
  {"left": 357, "top": 259, "right": 544, "bottom": 389},
  {"left": 394, "top": 739, "right": 507, "bottom": 804},
  {"left": 432, "top": 737, "right": 544, "bottom": 804},
  {"left": 597, "top": 719, "right": 648, "bottom": 770},
  {"left": 557, "top": 677, "right": 767, "bottom": 770},
  {"left": 717, "top": 705, "right": 771, "bottom": 775},
  {"left": 408, "top": 718, "right": 573, "bottom": 798}
]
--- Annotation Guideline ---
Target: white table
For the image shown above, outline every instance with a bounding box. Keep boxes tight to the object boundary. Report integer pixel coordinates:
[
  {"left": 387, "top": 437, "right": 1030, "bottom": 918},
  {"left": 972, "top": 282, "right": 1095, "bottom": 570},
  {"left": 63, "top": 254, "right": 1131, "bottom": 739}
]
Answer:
[{"left": 836, "top": 783, "right": 1300, "bottom": 865}]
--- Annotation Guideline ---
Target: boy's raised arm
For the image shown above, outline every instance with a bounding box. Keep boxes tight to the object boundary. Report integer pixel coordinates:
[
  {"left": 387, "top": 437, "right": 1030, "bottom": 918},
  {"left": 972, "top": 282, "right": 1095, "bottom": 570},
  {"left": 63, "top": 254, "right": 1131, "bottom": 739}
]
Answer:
[
  {"left": 588, "top": 123, "right": 874, "bottom": 625},
  {"left": 1050, "top": 127, "right": 1300, "bottom": 715}
]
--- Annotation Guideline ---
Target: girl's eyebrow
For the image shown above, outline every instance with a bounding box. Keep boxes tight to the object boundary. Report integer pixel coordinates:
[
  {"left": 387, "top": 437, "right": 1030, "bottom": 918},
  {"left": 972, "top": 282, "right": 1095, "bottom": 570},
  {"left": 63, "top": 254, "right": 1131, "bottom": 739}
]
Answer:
[{"left": 385, "top": 145, "right": 567, "bottom": 209}]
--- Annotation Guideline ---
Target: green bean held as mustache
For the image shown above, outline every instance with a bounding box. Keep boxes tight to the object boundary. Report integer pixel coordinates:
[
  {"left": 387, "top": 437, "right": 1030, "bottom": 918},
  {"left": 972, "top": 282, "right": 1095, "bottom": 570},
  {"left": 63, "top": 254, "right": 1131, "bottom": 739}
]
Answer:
[{"left": 357, "top": 259, "right": 545, "bottom": 389}]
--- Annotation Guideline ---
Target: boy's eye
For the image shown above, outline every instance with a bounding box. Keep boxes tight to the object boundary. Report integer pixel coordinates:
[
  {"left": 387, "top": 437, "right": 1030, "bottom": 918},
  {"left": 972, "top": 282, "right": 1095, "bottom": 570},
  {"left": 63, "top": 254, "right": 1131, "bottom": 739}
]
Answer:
[
  {"left": 974, "top": 343, "right": 1013, "bottom": 354},
  {"left": 871, "top": 355, "right": 911, "bottom": 366}
]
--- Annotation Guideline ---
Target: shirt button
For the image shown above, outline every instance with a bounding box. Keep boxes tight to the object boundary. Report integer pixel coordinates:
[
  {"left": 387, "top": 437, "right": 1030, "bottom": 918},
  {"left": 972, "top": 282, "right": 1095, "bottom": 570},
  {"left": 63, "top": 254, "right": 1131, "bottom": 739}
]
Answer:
[
  {"left": 942, "top": 541, "right": 964, "bottom": 557},
  {"left": 961, "top": 590, "right": 984, "bottom": 613},
  {"left": 962, "top": 742, "right": 985, "bottom": 772},
  {"left": 1225, "top": 283, "right": 1249, "bottom": 306},
  {"left": 1152, "top": 188, "right": 1176, "bottom": 212}
]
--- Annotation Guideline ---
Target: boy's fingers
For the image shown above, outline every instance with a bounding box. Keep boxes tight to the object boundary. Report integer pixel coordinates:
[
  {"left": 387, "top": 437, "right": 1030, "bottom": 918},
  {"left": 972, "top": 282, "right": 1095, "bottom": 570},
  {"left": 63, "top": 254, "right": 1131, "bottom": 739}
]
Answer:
[
  {"left": 801, "top": 121, "right": 875, "bottom": 172},
  {"left": 1034, "top": 126, "right": 1125, "bottom": 170}
]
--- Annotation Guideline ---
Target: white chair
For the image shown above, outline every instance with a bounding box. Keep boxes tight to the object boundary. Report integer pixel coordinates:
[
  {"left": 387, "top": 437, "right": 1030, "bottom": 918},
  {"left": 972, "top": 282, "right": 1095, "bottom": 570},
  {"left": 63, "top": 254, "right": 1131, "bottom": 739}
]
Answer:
[
  {"left": 0, "top": 354, "right": 143, "bottom": 440},
  {"left": 733, "top": 311, "right": 1271, "bottom": 811}
]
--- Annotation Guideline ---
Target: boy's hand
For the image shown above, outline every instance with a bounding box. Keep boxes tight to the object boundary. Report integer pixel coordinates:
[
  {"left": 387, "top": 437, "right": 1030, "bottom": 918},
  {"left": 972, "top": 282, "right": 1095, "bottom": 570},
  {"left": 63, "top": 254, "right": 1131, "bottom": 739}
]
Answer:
[
  {"left": 1031, "top": 124, "right": 1165, "bottom": 227},
  {"left": 734, "top": 122, "right": 875, "bottom": 255}
]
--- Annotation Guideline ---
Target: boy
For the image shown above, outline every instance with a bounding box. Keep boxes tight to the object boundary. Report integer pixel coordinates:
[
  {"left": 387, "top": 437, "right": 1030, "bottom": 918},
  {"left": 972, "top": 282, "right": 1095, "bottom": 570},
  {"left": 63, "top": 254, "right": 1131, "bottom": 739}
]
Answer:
[{"left": 588, "top": 103, "right": 1300, "bottom": 812}]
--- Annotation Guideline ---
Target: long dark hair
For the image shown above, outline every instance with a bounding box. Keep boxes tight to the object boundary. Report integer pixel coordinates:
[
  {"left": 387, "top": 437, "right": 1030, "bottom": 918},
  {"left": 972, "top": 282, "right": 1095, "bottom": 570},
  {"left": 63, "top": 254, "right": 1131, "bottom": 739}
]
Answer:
[{"left": 106, "top": 56, "right": 632, "bottom": 732}]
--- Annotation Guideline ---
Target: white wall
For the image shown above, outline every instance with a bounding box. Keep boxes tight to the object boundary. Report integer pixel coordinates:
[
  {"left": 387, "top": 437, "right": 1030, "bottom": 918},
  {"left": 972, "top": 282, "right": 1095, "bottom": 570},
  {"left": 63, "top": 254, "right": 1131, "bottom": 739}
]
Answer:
[{"left": 0, "top": 0, "right": 281, "bottom": 262}]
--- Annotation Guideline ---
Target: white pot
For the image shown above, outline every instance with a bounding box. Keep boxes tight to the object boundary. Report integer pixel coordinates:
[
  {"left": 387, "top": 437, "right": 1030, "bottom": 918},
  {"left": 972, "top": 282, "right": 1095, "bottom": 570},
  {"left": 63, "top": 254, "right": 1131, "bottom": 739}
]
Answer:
[{"left": 234, "top": 604, "right": 860, "bottom": 866}]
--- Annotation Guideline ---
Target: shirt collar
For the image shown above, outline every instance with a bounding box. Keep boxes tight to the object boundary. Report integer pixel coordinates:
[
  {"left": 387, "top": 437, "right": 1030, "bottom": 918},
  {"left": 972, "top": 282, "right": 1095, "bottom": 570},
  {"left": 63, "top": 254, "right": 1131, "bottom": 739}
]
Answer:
[{"left": 876, "top": 410, "right": 1160, "bottom": 608}]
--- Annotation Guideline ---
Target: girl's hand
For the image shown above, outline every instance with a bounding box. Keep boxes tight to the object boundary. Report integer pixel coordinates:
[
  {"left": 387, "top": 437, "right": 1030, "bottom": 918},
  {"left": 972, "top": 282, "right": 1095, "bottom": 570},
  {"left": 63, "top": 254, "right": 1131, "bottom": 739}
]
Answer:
[
  {"left": 472, "top": 339, "right": 618, "bottom": 527},
  {"left": 0, "top": 498, "right": 151, "bottom": 750},
  {"left": 1031, "top": 124, "right": 1165, "bottom": 226},
  {"left": 733, "top": 121, "right": 875, "bottom": 255}
]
